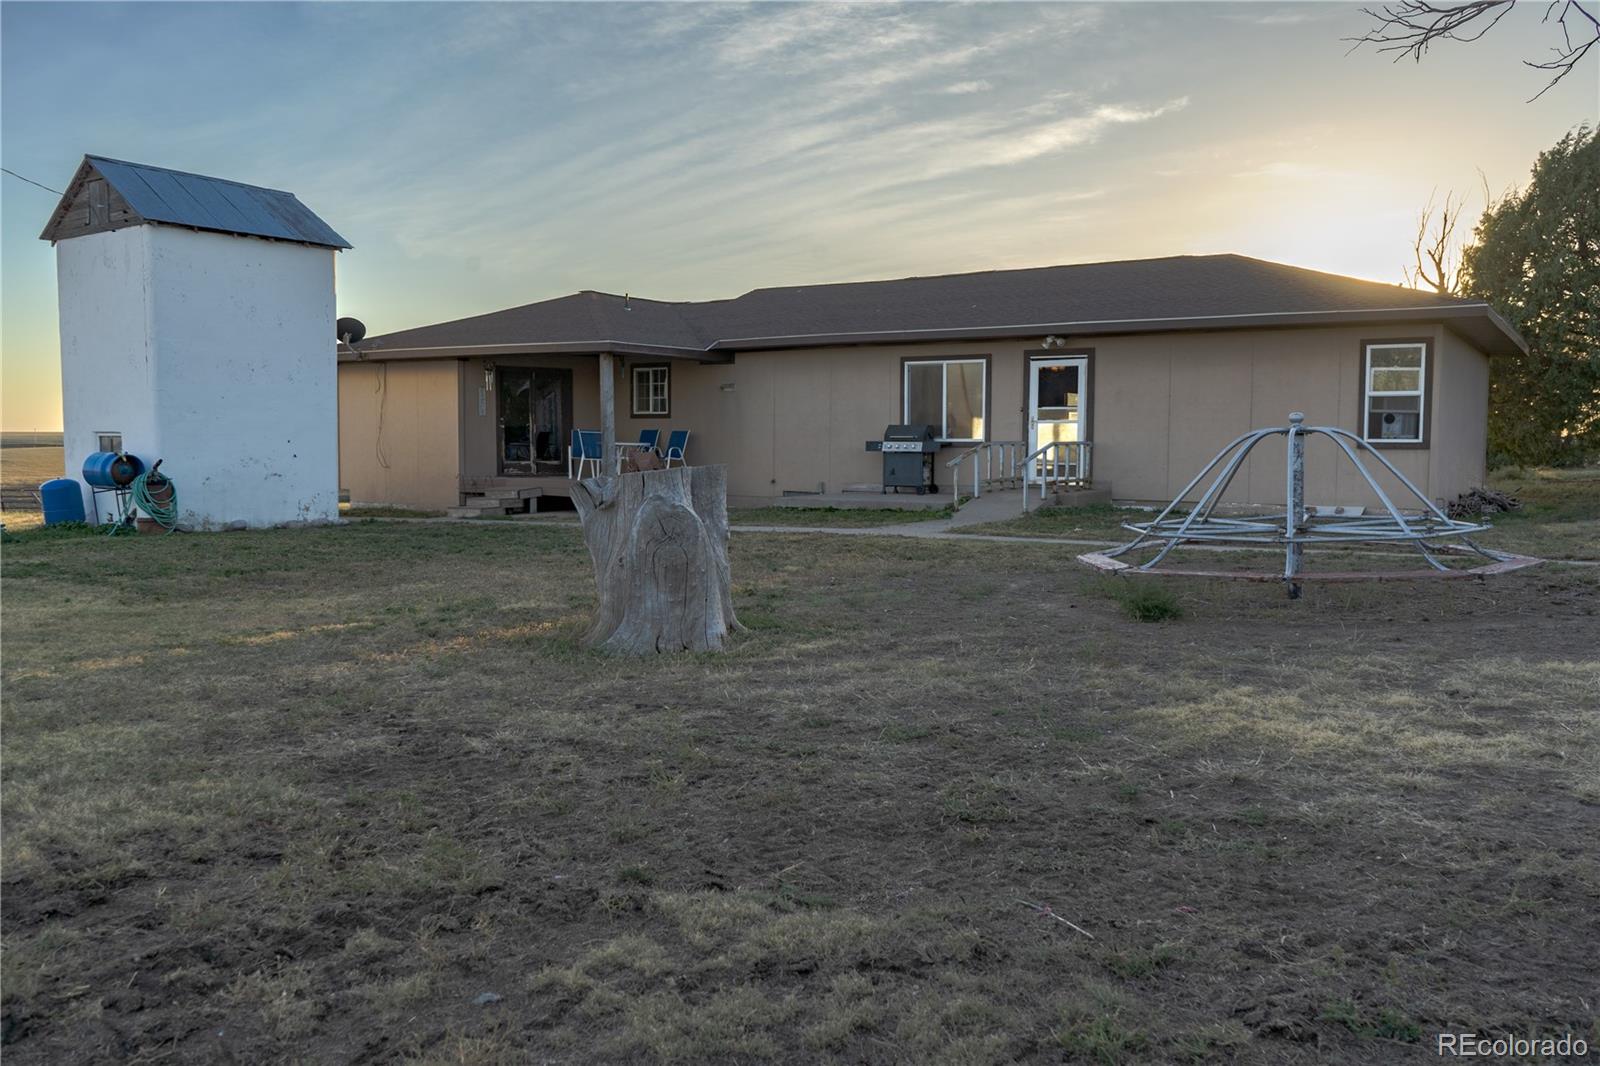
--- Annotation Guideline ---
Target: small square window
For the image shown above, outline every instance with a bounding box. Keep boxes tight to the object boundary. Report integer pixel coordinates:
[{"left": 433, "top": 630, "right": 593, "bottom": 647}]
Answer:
[
  {"left": 96, "top": 432, "right": 123, "bottom": 453},
  {"left": 631, "top": 365, "right": 670, "bottom": 416}
]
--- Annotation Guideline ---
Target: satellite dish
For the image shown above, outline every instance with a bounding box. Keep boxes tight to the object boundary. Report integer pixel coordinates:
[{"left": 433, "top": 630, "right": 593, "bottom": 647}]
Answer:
[{"left": 336, "top": 317, "right": 367, "bottom": 344}]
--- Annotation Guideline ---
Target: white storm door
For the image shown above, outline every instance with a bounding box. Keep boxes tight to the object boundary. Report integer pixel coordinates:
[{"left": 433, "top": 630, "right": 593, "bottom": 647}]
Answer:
[{"left": 1028, "top": 356, "right": 1087, "bottom": 464}]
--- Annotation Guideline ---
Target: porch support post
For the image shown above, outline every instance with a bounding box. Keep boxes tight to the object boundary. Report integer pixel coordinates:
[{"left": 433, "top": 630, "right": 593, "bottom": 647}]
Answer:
[{"left": 598, "top": 351, "right": 617, "bottom": 470}]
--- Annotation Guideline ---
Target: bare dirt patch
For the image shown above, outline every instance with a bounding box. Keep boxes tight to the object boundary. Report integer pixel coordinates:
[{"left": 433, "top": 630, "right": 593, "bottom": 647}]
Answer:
[{"left": 2, "top": 522, "right": 1596, "bottom": 1063}]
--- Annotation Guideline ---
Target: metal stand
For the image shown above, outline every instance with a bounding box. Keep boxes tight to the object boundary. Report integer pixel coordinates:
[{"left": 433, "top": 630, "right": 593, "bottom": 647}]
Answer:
[
  {"left": 1286, "top": 414, "right": 1305, "bottom": 598},
  {"left": 89, "top": 484, "right": 135, "bottom": 530}
]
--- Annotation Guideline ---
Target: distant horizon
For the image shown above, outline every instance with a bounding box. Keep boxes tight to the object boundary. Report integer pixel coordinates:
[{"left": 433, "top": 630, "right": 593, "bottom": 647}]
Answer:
[{"left": 4, "top": 1, "right": 1595, "bottom": 432}]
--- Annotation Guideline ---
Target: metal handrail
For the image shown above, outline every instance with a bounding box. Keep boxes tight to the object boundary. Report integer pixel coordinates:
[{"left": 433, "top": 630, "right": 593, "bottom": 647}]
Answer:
[
  {"left": 1021, "top": 441, "right": 1093, "bottom": 512},
  {"left": 945, "top": 440, "right": 1026, "bottom": 507}
]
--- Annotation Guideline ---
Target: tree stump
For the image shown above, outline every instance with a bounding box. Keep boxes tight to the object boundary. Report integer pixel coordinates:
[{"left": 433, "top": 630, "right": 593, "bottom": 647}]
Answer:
[{"left": 570, "top": 464, "right": 741, "bottom": 654}]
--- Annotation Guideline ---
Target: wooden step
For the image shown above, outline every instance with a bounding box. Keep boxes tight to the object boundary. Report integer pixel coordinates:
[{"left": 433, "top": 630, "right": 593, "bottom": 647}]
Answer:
[{"left": 458, "top": 478, "right": 546, "bottom": 496}]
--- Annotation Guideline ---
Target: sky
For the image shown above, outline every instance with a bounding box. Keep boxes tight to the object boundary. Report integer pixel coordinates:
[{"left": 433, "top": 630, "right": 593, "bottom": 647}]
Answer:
[{"left": 2, "top": 2, "right": 1595, "bottom": 431}]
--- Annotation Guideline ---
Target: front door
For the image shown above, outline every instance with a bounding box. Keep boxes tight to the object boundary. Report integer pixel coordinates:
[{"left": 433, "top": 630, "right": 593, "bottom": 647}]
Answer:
[
  {"left": 497, "top": 367, "right": 572, "bottom": 475},
  {"left": 1028, "top": 356, "right": 1088, "bottom": 469}
]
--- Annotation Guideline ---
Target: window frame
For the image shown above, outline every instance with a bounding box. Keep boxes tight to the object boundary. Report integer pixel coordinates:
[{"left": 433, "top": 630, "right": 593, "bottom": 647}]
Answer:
[
  {"left": 1024, "top": 348, "right": 1095, "bottom": 449},
  {"left": 630, "top": 363, "right": 671, "bottom": 418},
  {"left": 900, "top": 355, "right": 991, "bottom": 444},
  {"left": 1358, "top": 338, "right": 1432, "bottom": 448}
]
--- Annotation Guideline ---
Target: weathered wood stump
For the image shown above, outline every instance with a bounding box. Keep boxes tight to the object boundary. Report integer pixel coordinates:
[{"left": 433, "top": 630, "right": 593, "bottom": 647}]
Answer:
[{"left": 570, "top": 464, "right": 741, "bottom": 654}]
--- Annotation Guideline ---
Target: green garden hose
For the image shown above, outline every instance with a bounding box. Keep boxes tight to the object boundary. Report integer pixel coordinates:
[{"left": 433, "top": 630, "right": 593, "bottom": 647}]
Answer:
[{"left": 108, "top": 463, "right": 179, "bottom": 535}]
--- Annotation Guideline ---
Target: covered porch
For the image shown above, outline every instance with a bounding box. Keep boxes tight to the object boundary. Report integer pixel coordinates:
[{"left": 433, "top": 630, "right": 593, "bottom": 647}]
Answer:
[
  {"left": 337, "top": 338, "right": 724, "bottom": 514},
  {"left": 454, "top": 345, "right": 719, "bottom": 507}
]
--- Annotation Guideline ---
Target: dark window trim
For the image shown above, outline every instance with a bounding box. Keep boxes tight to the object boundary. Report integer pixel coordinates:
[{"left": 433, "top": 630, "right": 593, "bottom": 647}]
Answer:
[
  {"left": 899, "top": 354, "right": 992, "bottom": 444},
  {"left": 630, "top": 362, "right": 672, "bottom": 418},
  {"left": 1357, "top": 337, "right": 1433, "bottom": 449},
  {"left": 1023, "top": 347, "right": 1095, "bottom": 447}
]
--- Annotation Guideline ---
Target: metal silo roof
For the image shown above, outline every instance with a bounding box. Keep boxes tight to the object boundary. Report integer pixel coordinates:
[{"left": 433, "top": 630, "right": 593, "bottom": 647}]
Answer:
[{"left": 43, "top": 155, "right": 351, "bottom": 249}]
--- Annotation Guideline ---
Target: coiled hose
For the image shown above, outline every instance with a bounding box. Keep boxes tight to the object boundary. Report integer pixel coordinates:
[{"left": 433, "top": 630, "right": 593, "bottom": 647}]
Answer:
[{"left": 109, "top": 462, "right": 179, "bottom": 535}]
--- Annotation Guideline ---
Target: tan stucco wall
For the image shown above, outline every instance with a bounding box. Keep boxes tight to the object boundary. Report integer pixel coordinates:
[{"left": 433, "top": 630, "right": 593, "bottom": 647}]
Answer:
[
  {"left": 337, "top": 323, "right": 1491, "bottom": 511},
  {"left": 614, "top": 324, "right": 1490, "bottom": 508},
  {"left": 338, "top": 360, "right": 461, "bottom": 509},
  {"left": 1088, "top": 326, "right": 1438, "bottom": 508},
  {"left": 1429, "top": 330, "right": 1491, "bottom": 499}
]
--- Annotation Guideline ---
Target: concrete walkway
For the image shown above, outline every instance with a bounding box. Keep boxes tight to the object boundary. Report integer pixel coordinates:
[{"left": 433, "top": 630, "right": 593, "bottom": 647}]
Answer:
[{"left": 945, "top": 488, "right": 1032, "bottom": 528}]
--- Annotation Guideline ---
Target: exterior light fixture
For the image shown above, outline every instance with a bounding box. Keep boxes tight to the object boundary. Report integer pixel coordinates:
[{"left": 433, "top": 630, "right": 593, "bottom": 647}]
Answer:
[{"left": 1042, "top": 335, "right": 1065, "bottom": 349}]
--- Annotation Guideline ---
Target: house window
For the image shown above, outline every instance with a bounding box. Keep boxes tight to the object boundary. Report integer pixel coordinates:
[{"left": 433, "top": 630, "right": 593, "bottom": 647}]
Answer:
[
  {"left": 632, "top": 365, "right": 670, "bottom": 416},
  {"left": 904, "top": 358, "right": 986, "bottom": 442},
  {"left": 1363, "top": 342, "right": 1427, "bottom": 444},
  {"left": 96, "top": 432, "right": 123, "bottom": 453}
]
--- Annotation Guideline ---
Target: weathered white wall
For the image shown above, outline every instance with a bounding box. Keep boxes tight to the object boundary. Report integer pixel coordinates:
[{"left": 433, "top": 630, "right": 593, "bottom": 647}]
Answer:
[
  {"left": 57, "top": 224, "right": 339, "bottom": 527},
  {"left": 57, "top": 227, "right": 160, "bottom": 523}
]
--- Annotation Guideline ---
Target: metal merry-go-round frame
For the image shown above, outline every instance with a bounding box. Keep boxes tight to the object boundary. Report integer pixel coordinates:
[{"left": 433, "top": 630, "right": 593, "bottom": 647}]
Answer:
[{"left": 1077, "top": 413, "right": 1541, "bottom": 596}]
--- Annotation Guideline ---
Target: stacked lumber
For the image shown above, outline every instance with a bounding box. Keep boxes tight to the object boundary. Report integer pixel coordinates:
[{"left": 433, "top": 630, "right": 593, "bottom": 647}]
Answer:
[{"left": 447, "top": 488, "right": 538, "bottom": 519}]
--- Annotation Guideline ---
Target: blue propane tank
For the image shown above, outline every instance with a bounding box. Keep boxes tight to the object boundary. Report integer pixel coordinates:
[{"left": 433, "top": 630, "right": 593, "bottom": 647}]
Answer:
[
  {"left": 82, "top": 451, "right": 144, "bottom": 488},
  {"left": 40, "top": 478, "right": 87, "bottom": 525}
]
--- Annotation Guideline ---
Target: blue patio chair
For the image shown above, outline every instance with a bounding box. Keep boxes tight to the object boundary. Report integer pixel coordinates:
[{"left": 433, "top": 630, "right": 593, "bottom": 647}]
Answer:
[
  {"left": 568, "top": 429, "right": 603, "bottom": 479},
  {"left": 662, "top": 429, "right": 690, "bottom": 468}
]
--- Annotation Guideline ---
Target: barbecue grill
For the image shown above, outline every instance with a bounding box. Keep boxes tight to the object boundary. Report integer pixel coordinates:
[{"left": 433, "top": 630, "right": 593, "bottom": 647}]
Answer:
[{"left": 866, "top": 424, "right": 939, "bottom": 494}]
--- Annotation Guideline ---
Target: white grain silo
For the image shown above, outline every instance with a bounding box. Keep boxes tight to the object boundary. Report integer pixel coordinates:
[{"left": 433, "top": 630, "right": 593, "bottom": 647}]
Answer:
[{"left": 40, "top": 155, "right": 351, "bottom": 528}]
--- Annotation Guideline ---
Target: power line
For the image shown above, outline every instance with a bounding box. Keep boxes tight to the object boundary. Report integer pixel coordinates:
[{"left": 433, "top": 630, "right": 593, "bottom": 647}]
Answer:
[{"left": 2, "top": 168, "right": 64, "bottom": 196}]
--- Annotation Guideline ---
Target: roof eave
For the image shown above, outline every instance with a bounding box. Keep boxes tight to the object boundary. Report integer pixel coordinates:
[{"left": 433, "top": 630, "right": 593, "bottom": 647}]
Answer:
[
  {"left": 1475, "top": 303, "right": 1530, "bottom": 355},
  {"left": 151, "top": 220, "right": 352, "bottom": 250},
  {"left": 709, "top": 304, "right": 1528, "bottom": 356},
  {"left": 345, "top": 339, "right": 727, "bottom": 363}
]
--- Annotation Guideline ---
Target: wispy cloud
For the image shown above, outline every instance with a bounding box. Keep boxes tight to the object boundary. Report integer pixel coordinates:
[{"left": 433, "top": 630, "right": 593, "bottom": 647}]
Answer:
[
  {"left": 1222, "top": 7, "right": 1338, "bottom": 27},
  {"left": 983, "top": 100, "right": 1189, "bottom": 167},
  {"left": 711, "top": 4, "right": 933, "bottom": 69},
  {"left": 941, "top": 79, "right": 993, "bottom": 95}
]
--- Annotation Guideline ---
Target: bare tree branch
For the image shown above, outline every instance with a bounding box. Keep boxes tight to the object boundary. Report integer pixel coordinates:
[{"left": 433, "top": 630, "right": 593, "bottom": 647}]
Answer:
[
  {"left": 1348, "top": 0, "right": 1599, "bottom": 100},
  {"left": 1404, "top": 189, "right": 1466, "bottom": 295},
  {"left": 1526, "top": 0, "right": 1600, "bottom": 97}
]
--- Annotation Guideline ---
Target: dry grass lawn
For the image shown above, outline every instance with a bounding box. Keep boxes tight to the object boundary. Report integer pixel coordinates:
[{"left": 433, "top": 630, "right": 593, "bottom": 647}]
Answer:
[
  {"left": 955, "top": 468, "right": 1600, "bottom": 561},
  {"left": 2, "top": 517, "right": 1597, "bottom": 1064}
]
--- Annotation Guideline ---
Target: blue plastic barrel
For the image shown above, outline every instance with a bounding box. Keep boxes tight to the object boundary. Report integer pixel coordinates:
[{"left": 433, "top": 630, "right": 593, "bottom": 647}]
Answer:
[
  {"left": 82, "top": 451, "right": 143, "bottom": 488},
  {"left": 40, "top": 478, "right": 87, "bottom": 525}
]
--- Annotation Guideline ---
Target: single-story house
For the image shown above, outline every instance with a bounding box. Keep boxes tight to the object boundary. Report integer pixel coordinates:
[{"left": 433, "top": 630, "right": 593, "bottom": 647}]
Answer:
[{"left": 338, "top": 254, "right": 1524, "bottom": 511}]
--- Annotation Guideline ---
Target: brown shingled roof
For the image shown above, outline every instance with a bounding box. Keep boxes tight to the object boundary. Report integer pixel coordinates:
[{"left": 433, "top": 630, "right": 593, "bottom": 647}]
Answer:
[{"left": 352, "top": 254, "right": 1525, "bottom": 360}]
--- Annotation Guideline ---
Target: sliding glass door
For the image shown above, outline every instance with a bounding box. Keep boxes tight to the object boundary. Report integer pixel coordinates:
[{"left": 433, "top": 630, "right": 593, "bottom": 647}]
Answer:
[{"left": 497, "top": 367, "right": 572, "bottom": 475}]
